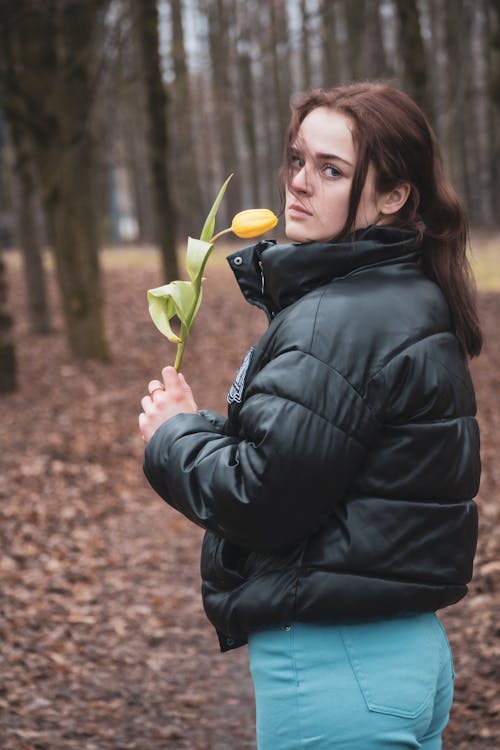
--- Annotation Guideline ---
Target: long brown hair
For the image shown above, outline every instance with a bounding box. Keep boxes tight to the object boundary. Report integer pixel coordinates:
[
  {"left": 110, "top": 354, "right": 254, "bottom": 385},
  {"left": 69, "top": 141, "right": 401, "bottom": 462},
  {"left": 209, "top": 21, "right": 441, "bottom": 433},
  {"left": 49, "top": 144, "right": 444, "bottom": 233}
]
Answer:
[{"left": 283, "top": 83, "right": 482, "bottom": 357}]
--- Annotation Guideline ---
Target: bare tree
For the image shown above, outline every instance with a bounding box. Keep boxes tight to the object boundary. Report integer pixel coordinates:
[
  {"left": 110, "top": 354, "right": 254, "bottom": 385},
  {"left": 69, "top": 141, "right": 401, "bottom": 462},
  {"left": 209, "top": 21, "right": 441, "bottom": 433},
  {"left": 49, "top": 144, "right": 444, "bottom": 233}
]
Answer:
[
  {"left": 254, "top": 0, "right": 292, "bottom": 207},
  {"left": 0, "top": 104, "right": 16, "bottom": 391},
  {"left": 9, "top": 122, "right": 52, "bottom": 334},
  {"left": 491, "top": 0, "right": 500, "bottom": 210},
  {"left": 320, "top": 0, "right": 341, "bottom": 86},
  {"left": 134, "top": 0, "right": 179, "bottom": 280},
  {"left": 344, "top": 0, "right": 366, "bottom": 81},
  {"left": 362, "top": 0, "right": 389, "bottom": 80},
  {"left": 269, "top": 0, "right": 293, "bottom": 135},
  {"left": 425, "top": 0, "right": 469, "bottom": 210},
  {"left": 255, "top": 8, "right": 283, "bottom": 208},
  {"left": 0, "top": 251, "right": 16, "bottom": 392},
  {"left": 206, "top": 0, "right": 242, "bottom": 220},
  {"left": 109, "top": 5, "right": 156, "bottom": 245},
  {"left": 236, "top": 4, "right": 261, "bottom": 205},
  {"left": 466, "top": 0, "right": 496, "bottom": 226},
  {"left": 300, "top": 0, "right": 313, "bottom": 90},
  {"left": 0, "top": 0, "right": 110, "bottom": 360},
  {"left": 436, "top": 0, "right": 471, "bottom": 205},
  {"left": 394, "top": 0, "right": 432, "bottom": 116},
  {"left": 427, "top": 0, "right": 451, "bottom": 149},
  {"left": 170, "top": 0, "right": 205, "bottom": 234}
]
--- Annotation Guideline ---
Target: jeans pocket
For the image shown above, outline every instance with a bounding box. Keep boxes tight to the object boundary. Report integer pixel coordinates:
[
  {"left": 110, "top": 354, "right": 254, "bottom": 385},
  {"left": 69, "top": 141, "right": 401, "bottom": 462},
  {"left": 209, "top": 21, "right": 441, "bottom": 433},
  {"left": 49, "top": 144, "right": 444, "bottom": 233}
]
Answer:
[{"left": 340, "top": 614, "right": 439, "bottom": 719}]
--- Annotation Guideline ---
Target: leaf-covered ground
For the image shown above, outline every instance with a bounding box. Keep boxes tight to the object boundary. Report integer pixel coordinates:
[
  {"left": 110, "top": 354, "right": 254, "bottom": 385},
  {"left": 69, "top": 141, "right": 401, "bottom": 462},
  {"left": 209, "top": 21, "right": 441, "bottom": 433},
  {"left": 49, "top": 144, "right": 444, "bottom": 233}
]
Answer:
[{"left": 1, "top": 249, "right": 498, "bottom": 749}]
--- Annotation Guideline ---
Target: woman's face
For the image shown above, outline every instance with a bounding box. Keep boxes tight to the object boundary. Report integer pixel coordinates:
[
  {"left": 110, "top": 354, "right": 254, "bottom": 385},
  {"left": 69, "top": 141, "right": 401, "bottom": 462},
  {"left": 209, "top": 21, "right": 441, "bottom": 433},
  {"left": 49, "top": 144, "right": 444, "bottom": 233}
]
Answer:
[{"left": 285, "top": 107, "right": 381, "bottom": 243}]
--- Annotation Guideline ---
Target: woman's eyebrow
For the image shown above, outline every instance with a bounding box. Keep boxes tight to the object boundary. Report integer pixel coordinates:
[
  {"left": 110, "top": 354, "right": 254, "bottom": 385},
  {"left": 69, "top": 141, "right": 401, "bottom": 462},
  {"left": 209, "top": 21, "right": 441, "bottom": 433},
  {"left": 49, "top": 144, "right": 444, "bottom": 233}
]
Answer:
[
  {"left": 314, "top": 151, "right": 353, "bottom": 166},
  {"left": 291, "top": 143, "right": 353, "bottom": 167}
]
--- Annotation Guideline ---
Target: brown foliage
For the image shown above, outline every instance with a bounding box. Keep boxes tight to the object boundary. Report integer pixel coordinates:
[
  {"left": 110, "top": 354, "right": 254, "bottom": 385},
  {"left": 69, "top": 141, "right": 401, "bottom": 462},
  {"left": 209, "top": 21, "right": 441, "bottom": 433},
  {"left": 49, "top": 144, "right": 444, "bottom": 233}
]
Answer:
[{"left": 0, "top": 252, "right": 498, "bottom": 749}]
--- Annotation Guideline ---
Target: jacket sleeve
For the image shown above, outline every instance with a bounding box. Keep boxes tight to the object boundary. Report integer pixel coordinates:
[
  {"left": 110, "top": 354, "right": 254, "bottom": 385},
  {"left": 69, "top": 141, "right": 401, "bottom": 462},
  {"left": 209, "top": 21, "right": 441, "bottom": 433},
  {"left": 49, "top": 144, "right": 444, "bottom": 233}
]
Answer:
[{"left": 143, "top": 349, "right": 381, "bottom": 553}]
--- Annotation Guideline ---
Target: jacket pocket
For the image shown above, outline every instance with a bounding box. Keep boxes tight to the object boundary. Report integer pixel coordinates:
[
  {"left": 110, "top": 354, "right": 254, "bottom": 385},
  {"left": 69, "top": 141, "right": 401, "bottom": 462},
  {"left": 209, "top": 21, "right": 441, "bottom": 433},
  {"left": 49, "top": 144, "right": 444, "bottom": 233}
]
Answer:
[
  {"left": 340, "top": 614, "right": 440, "bottom": 719},
  {"left": 201, "top": 533, "right": 253, "bottom": 589}
]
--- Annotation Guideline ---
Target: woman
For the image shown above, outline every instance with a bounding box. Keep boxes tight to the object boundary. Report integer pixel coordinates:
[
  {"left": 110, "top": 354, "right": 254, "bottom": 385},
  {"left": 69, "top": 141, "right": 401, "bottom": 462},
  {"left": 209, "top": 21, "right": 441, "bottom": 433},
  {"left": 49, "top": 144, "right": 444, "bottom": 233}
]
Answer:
[{"left": 139, "top": 83, "right": 481, "bottom": 749}]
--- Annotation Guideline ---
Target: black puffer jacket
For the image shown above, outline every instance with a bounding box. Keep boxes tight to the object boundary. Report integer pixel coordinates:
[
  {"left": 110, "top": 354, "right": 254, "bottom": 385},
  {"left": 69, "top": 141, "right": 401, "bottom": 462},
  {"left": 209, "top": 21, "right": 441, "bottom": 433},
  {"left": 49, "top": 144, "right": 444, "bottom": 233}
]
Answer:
[{"left": 144, "top": 226, "right": 480, "bottom": 652}]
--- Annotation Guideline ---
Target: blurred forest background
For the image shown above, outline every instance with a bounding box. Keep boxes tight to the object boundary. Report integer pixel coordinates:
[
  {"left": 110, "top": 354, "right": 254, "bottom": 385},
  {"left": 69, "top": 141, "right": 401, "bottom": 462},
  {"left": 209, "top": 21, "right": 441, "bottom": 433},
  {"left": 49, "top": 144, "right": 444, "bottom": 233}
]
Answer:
[
  {"left": 0, "top": 0, "right": 499, "bottom": 378},
  {"left": 1, "top": 3, "right": 499, "bottom": 748}
]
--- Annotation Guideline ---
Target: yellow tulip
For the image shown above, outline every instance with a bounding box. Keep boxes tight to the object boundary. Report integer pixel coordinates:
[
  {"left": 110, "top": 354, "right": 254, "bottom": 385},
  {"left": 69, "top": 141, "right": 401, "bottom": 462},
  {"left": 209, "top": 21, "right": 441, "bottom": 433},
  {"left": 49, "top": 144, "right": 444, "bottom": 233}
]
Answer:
[
  {"left": 147, "top": 172, "right": 279, "bottom": 372},
  {"left": 231, "top": 208, "right": 278, "bottom": 239}
]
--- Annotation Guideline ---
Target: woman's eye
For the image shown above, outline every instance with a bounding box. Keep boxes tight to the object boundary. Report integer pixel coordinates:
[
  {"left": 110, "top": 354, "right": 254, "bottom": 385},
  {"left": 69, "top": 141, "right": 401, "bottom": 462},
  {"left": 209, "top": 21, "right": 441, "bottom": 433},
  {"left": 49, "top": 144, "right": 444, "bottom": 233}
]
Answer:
[
  {"left": 291, "top": 155, "right": 304, "bottom": 170},
  {"left": 323, "top": 164, "right": 341, "bottom": 178}
]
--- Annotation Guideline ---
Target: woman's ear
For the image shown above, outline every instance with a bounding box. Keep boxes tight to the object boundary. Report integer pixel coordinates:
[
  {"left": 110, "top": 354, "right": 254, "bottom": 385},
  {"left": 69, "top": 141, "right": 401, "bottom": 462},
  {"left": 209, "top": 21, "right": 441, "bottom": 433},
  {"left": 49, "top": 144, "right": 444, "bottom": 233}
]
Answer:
[{"left": 378, "top": 183, "right": 411, "bottom": 217}]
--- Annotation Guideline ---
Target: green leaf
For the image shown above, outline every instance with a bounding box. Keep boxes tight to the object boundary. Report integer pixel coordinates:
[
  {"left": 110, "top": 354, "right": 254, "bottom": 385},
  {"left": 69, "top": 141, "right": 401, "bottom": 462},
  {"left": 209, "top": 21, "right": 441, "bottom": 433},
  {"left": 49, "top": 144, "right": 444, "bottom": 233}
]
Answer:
[
  {"left": 147, "top": 280, "right": 197, "bottom": 343},
  {"left": 189, "top": 284, "right": 203, "bottom": 326},
  {"left": 199, "top": 173, "right": 233, "bottom": 242},
  {"left": 186, "top": 236, "right": 214, "bottom": 285}
]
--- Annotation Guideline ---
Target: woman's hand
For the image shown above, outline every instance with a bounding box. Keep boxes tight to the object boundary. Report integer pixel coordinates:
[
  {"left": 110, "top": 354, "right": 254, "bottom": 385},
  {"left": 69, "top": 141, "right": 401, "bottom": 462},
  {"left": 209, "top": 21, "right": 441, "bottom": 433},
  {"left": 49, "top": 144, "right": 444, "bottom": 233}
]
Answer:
[{"left": 139, "top": 366, "right": 198, "bottom": 443}]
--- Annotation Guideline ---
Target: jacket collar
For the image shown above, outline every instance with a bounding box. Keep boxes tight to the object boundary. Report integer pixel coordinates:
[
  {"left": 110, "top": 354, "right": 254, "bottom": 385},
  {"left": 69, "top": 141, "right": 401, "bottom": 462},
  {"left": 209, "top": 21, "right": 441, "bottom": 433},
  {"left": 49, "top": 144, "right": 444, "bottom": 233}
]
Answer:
[{"left": 227, "top": 225, "right": 421, "bottom": 319}]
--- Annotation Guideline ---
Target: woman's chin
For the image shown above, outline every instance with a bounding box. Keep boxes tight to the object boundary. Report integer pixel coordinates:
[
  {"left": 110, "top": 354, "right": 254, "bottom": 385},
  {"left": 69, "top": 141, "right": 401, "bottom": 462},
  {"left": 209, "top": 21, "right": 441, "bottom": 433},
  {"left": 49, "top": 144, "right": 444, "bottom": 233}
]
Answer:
[{"left": 285, "top": 223, "right": 310, "bottom": 243}]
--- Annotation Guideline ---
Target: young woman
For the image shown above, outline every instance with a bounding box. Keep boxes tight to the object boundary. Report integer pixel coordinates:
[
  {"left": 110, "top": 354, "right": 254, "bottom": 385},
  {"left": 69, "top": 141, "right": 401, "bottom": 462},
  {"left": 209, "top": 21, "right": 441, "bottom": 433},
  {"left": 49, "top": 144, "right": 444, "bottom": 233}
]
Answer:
[{"left": 139, "top": 83, "right": 481, "bottom": 749}]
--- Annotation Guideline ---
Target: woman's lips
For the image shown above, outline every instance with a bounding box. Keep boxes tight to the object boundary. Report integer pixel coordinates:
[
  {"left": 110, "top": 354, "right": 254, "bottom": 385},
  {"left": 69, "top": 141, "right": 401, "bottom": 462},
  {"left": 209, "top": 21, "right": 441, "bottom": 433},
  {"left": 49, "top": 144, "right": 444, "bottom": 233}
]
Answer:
[{"left": 287, "top": 203, "right": 312, "bottom": 219}]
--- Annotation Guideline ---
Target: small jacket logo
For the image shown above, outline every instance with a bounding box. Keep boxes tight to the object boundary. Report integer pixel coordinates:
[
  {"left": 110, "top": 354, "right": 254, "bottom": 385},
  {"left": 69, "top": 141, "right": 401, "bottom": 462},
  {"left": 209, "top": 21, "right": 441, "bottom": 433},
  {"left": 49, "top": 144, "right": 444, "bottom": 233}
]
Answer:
[{"left": 227, "top": 347, "right": 254, "bottom": 405}]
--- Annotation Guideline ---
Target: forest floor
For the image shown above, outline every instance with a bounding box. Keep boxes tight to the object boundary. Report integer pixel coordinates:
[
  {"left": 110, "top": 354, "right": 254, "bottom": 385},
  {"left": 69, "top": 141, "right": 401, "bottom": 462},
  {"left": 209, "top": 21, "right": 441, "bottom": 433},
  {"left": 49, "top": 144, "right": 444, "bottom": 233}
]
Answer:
[{"left": 1, "top": 242, "right": 499, "bottom": 749}]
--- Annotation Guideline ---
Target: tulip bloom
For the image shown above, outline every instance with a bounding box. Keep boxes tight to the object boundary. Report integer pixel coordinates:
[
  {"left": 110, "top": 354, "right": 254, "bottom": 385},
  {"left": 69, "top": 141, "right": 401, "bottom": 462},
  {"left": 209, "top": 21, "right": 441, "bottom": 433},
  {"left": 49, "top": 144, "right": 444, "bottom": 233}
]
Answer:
[
  {"left": 147, "top": 176, "right": 278, "bottom": 371},
  {"left": 209, "top": 208, "right": 278, "bottom": 243},
  {"left": 231, "top": 209, "right": 279, "bottom": 239}
]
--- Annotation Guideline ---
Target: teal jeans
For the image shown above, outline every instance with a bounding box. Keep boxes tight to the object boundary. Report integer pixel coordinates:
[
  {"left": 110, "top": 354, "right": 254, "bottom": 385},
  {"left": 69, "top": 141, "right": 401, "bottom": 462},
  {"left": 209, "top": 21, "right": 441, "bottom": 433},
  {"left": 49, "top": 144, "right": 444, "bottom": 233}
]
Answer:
[{"left": 248, "top": 614, "right": 454, "bottom": 749}]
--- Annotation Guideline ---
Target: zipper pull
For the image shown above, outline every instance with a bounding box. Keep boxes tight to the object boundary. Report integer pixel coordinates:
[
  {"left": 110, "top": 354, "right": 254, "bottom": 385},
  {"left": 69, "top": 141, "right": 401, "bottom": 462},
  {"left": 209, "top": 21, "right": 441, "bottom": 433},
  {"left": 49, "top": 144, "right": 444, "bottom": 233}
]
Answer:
[{"left": 258, "top": 260, "right": 265, "bottom": 295}]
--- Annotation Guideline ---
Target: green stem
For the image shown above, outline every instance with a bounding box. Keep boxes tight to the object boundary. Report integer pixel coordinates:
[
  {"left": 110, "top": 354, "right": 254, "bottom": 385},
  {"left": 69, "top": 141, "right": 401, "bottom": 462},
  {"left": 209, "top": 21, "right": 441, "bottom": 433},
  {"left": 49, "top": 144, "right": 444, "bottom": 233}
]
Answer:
[
  {"left": 209, "top": 226, "right": 232, "bottom": 243},
  {"left": 174, "top": 230, "right": 232, "bottom": 372},
  {"left": 174, "top": 269, "right": 203, "bottom": 372},
  {"left": 174, "top": 323, "right": 188, "bottom": 371}
]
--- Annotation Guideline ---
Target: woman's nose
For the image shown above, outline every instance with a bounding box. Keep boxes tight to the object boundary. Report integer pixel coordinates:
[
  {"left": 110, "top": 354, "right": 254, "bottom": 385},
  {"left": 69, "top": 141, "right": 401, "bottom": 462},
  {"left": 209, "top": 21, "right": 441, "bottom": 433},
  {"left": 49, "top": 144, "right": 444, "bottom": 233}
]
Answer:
[{"left": 290, "top": 165, "right": 312, "bottom": 194}]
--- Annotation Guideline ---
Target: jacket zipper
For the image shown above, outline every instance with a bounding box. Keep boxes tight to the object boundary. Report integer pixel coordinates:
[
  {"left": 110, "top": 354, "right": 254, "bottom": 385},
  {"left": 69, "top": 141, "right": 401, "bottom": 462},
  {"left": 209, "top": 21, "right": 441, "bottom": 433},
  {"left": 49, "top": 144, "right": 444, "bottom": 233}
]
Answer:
[{"left": 258, "top": 260, "right": 265, "bottom": 295}]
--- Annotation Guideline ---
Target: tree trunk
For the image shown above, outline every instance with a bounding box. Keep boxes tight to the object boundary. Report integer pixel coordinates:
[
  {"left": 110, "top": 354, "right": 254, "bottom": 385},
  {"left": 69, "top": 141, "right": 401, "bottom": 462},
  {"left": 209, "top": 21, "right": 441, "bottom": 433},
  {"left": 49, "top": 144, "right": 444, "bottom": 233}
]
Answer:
[
  {"left": 440, "top": 0, "right": 470, "bottom": 203},
  {"left": 135, "top": 0, "right": 179, "bottom": 281},
  {"left": 362, "top": 0, "right": 389, "bottom": 80},
  {"left": 122, "top": 95, "right": 156, "bottom": 244},
  {"left": 256, "top": 9, "right": 282, "bottom": 208},
  {"left": 258, "top": 0, "right": 292, "bottom": 207},
  {"left": 300, "top": 0, "right": 313, "bottom": 90},
  {"left": 320, "top": 0, "right": 341, "bottom": 87},
  {"left": 236, "top": 5, "right": 260, "bottom": 206},
  {"left": 9, "top": 122, "right": 53, "bottom": 334},
  {"left": 0, "top": 251, "right": 17, "bottom": 393},
  {"left": 0, "top": 0, "right": 110, "bottom": 360},
  {"left": 190, "top": 69, "right": 220, "bottom": 218},
  {"left": 269, "top": 0, "right": 292, "bottom": 137},
  {"left": 490, "top": 0, "right": 500, "bottom": 211},
  {"left": 41, "top": 1, "right": 109, "bottom": 359},
  {"left": 467, "top": 0, "right": 496, "bottom": 226},
  {"left": 104, "top": 5, "right": 156, "bottom": 245},
  {"left": 344, "top": 0, "right": 366, "bottom": 81},
  {"left": 207, "top": 0, "right": 242, "bottom": 222},
  {"left": 41, "top": 130, "right": 109, "bottom": 359},
  {"left": 427, "top": 0, "right": 451, "bottom": 157},
  {"left": 394, "top": 0, "right": 432, "bottom": 117},
  {"left": 170, "top": 0, "right": 205, "bottom": 235}
]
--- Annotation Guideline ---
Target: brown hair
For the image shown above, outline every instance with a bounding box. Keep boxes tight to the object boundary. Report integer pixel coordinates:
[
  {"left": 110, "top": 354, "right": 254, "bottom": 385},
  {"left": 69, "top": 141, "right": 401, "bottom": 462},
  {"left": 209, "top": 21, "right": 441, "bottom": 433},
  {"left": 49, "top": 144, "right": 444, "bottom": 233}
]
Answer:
[{"left": 283, "top": 82, "right": 482, "bottom": 357}]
